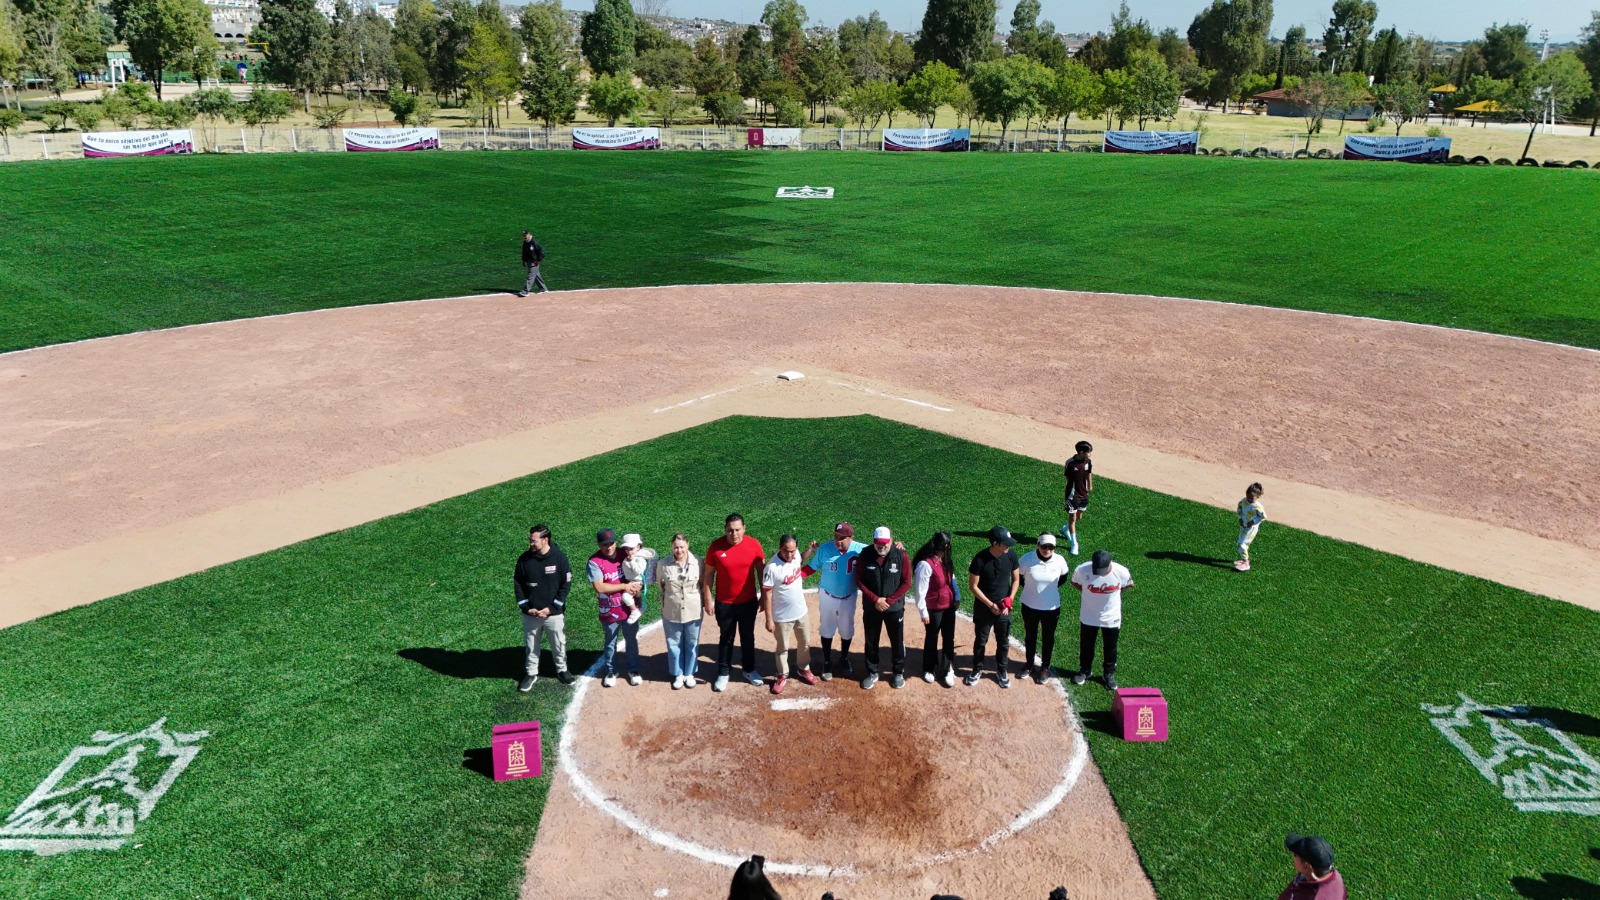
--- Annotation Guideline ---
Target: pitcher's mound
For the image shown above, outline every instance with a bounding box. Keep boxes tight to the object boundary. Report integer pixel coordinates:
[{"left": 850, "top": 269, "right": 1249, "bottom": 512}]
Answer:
[{"left": 524, "top": 606, "right": 1156, "bottom": 899}]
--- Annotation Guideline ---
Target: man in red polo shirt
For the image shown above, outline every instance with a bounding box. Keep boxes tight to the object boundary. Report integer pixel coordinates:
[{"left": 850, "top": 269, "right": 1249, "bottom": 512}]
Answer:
[{"left": 701, "top": 512, "right": 766, "bottom": 692}]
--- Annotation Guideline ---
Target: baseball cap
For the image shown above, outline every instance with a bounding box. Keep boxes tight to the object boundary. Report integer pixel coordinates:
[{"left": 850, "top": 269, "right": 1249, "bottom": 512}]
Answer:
[
  {"left": 595, "top": 528, "right": 616, "bottom": 544},
  {"left": 834, "top": 522, "right": 854, "bottom": 537},
  {"left": 1091, "top": 549, "right": 1113, "bottom": 575},
  {"left": 619, "top": 533, "right": 642, "bottom": 549},
  {"left": 1285, "top": 833, "right": 1334, "bottom": 875},
  {"left": 1038, "top": 532, "right": 1057, "bottom": 547},
  {"left": 872, "top": 526, "right": 892, "bottom": 544},
  {"left": 987, "top": 525, "right": 1016, "bottom": 547}
]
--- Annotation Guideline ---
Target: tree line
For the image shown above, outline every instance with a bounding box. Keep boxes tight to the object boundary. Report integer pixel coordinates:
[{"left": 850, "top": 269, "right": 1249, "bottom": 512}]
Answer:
[{"left": 2, "top": 0, "right": 1597, "bottom": 148}]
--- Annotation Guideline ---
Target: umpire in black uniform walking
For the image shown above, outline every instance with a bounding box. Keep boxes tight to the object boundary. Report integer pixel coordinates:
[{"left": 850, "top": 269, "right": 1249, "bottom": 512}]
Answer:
[
  {"left": 966, "top": 525, "right": 1021, "bottom": 688},
  {"left": 517, "top": 230, "right": 548, "bottom": 296}
]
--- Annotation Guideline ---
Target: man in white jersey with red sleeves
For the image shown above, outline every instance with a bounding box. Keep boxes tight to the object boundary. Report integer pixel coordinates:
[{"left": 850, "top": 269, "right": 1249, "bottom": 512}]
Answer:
[{"left": 1070, "top": 549, "right": 1134, "bottom": 691}]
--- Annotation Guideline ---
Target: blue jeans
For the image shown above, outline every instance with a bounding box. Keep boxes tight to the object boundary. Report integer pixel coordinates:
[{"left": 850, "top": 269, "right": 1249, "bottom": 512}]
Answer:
[
  {"left": 662, "top": 619, "right": 703, "bottom": 679},
  {"left": 601, "top": 618, "right": 640, "bottom": 677}
]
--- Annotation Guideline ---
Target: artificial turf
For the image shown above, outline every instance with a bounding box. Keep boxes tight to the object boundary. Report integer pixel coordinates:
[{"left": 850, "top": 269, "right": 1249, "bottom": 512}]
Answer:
[
  {"left": 2, "top": 151, "right": 1599, "bottom": 354},
  {"left": 0, "top": 416, "right": 1595, "bottom": 899}
]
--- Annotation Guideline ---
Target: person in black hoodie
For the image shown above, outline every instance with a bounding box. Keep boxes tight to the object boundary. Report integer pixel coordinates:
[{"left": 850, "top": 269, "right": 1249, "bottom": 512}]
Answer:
[
  {"left": 517, "top": 230, "right": 548, "bottom": 296},
  {"left": 515, "top": 524, "right": 574, "bottom": 690},
  {"left": 855, "top": 526, "right": 912, "bottom": 690}
]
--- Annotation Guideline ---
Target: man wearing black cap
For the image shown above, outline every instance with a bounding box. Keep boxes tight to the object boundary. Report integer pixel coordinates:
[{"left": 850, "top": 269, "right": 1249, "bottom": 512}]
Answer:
[
  {"left": 966, "top": 525, "right": 1021, "bottom": 688},
  {"left": 1069, "top": 549, "right": 1134, "bottom": 690},
  {"left": 1279, "top": 833, "right": 1345, "bottom": 899}
]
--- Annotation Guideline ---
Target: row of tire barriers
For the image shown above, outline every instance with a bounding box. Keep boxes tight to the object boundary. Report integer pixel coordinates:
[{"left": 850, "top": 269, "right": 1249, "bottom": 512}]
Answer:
[{"left": 1191, "top": 145, "right": 1595, "bottom": 168}]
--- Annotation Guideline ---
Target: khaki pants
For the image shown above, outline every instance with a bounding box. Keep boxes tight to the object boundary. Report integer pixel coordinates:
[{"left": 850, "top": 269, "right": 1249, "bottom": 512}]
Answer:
[
  {"left": 523, "top": 612, "right": 567, "bottom": 676},
  {"left": 772, "top": 616, "right": 811, "bottom": 677}
]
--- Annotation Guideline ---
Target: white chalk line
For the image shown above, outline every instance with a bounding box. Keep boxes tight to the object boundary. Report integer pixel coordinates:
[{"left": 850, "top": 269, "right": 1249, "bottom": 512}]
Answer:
[
  {"left": 557, "top": 604, "right": 1091, "bottom": 880},
  {"left": 650, "top": 384, "right": 750, "bottom": 414},
  {"left": 825, "top": 379, "right": 954, "bottom": 412},
  {"left": 771, "top": 698, "right": 835, "bottom": 711}
]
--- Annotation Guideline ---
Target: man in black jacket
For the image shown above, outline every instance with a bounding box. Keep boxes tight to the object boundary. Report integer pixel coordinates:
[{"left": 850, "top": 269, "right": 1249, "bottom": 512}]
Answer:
[
  {"left": 517, "top": 230, "right": 548, "bottom": 297},
  {"left": 515, "top": 524, "right": 574, "bottom": 689},
  {"left": 855, "top": 526, "right": 912, "bottom": 690}
]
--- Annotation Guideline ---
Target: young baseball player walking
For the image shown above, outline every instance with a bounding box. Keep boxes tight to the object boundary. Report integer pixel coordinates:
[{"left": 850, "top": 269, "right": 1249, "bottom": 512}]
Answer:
[
  {"left": 1234, "top": 483, "right": 1267, "bottom": 572},
  {"left": 1060, "top": 441, "right": 1093, "bottom": 556}
]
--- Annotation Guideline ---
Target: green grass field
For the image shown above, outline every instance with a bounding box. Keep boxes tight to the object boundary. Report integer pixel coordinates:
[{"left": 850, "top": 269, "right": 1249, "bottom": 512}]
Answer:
[
  {"left": 1, "top": 417, "right": 1596, "bottom": 899},
  {"left": 3, "top": 151, "right": 1599, "bottom": 353}
]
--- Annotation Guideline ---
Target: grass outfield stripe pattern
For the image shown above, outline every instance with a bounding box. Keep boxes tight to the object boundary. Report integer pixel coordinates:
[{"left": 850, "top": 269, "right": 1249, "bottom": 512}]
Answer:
[
  {"left": 2, "top": 153, "right": 1599, "bottom": 353},
  {"left": 0, "top": 416, "right": 1596, "bottom": 898}
]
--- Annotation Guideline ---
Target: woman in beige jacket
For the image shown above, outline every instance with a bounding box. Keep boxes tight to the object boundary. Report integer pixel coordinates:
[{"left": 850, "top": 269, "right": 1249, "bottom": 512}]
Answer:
[{"left": 654, "top": 534, "right": 704, "bottom": 689}]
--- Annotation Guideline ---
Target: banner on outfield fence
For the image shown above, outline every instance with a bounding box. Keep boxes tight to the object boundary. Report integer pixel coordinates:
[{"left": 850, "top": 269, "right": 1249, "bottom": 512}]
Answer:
[
  {"left": 748, "top": 128, "right": 803, "bottom": 149},
  {"left": 82, "top": 130, "right": 194, "bottom": 158},
  {"left": 882, "top": 128, "right": 970, "bottom": 151},
  {"left": 1342, "top": 135, "right": 1451, "bottom": 162},
  {"left": 1103, "top": 131, "right": 1199, "bottom": 154},
  {"left": 343, "top": 128, "right": 440, "bottom": 152},
  {"left": 573, "top": 127, "right": 661, "bottom": 150}
]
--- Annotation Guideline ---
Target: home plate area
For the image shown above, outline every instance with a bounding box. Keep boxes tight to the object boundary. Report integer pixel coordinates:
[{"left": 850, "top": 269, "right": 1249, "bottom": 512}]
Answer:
[{"left": 524, "top": 604, "right": 1156, "bottom": 899}]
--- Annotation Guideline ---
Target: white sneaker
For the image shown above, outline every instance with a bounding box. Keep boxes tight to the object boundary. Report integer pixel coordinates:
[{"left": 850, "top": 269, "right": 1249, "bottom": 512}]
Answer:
[
  {"left": 602, "top": 674, "right": 617, "bottom": 688},
  {"left": 1060, "top": 524, "right": 1072, "bottom": 537},
  {"left": 713, "top": 674, "right": 729, "bottom": 692},
  {"left": 672, "top": 676, "right": 684, "bottom": 690},
  {"left": 626, "top": 608, "right": 642, "bottom": 624},
  {"left": 1070, "top": 538, "right": 1080, "bottom": 556},
  {"left": 923, "top": 672, "right": 936, "bottom": 683},
  {"left": 1032, "top": 654, "right": 1043, "bottom": 668},
  {"left": 942, "top": 671, "right": 956, "bottom": 688},
  {"left": 684, "top": 675, "right": 697, "bottom": 688},
  {"left": 628, "top": 673, "right": 642, "bottom": 686}
]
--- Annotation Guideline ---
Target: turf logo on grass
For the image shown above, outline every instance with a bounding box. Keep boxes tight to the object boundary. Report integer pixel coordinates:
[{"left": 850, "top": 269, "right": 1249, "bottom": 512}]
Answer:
[
  {"left": 775, "top": 186, "right": 834, "bottom": 199},
  {"left": 1424, "top": 694, "right": 1600, "bottom": 816},
  {"left": 0, "top": 718, "right": 208, "bottom": 855}
]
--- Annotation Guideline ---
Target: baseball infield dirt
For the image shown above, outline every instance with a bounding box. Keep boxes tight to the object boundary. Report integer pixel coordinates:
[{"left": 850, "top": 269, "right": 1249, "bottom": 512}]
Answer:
[{"left": 522, "top": 605, "right": 1153, "bottom": 900}]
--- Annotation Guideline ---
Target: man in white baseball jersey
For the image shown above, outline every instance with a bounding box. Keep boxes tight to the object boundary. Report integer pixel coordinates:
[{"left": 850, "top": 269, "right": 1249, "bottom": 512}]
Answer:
[
  {"left": 811, "top": 522, "right": 865, "bottom": 681},
  {"left": 762, "top": 534, "right": 820, "bottom": 695},
  {"left": 1070, "top": 549, "right": 1134, "bottom": 690},
  {"left": 1235, "top": 482, "right": 1267, "bottom": 572}
]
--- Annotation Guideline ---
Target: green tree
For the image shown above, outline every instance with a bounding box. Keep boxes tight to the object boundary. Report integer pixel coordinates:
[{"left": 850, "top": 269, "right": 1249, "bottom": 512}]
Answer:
[
  {"left": 1367, "top": 26, "right": 1411, "bottom": 84},
  {"left": 459, "top": 20, "right": 514, "bottom": 125},
  {"left": 148, "top": 97, "right": 196, "bottom": 128},
  {"left": 1106, "top": 0, "right": 1156, "bottom": 70},
  {"left": 17, "top": 0, "right": 75, "bottom": 96},
  {"left": 67, "top": 99, "right": 100, "bottom": 130},
  {"left": 1274, "top": 23, "right": 1307, "bottom": 86},
  {"left": 841, "top": 76, "right": 894, "bottom": 133},
  {"left": 1321, "top": 0, "right": 1375, "bottom": 74},
  {"left": 837, "top": 10, "right": 888, "bottom": 81},
  {"left": 1076, "top": 34, "right": 1110, "bottom": 72},
  {"left": 519, "top": 0, "right": 579, "bottom": 127},
  {"left": 257, "top": 0, "right": 333, "bottom": 110},
  {"left": 760, "top": 0, "right": 805, "bottom": 78},
  {"left": 734, "top": 23, "right": 772, "bottom": 99},
  {"left": 1042, "top": 57, "right": 1103, "bottom": 131},
  {"left": 797, "top": 34, "right": 847, "bottom": 119},
  {"left": 1480, "top": 22, "right": 1536, "bottom": 81},
  {"left": 428, "top": 0, "right": 473, "bottom": 101},
  {"left": 1157, "top": 27, "right": 1193, "bottom": 69},
  {"left": 885, "top": 32, "right": 915, "bottom": 81},
  {"left": 1370, "top": 75, "right": 1424, "bottom": 133},
  {"left": 699, "top": 89, "right": 743, "bottom": 125},
  {"left": 240, "top": 86, "right": 292, "bottom": 141},
  {"left": 899, "top": 58, "right": 957, "bottom": 126},
  {"left": 331, "top": 3, "right": 393, "bottom": 99},
  {"left": 1104, "top": 48, "right": 1179, "bottom": 127},
  {"left": 1577, "top": 11, "right": 1600, "bottom": 136},
  {"left": 189, "top": 86, "right": 236, "bottom": 149},
  {"left": 689, "top": 33, "right": 737, "bottom": 95},
  {"left": 644, "top": 86, "right": 691, "bottom": 125},
  {"left": 108, "top": 0, "right": 216, "bottom": 100},
  {"left": 0, "top": 106, "right": 23, "bottom": 151},
  {"left": 913, "top": 0, "right": 995, "bottom": 74},
  {"left": 636, "top": 44, "right": 691, "bottom": 88},
  {"left": 100, "top": 82, "right": 146, "bottom": 127},
  {"left": 1188, "top": 0, "right": 1273, "bottom": 112},
  {"left": 392, "top": 0, "right": 437, "bottom": 91},
  {"left": 968, "top": 53, "right": 1052, "bottom": 143},
  {"left": 62, "top": 0, "right": 112, "bottom": 76},
  {"left": 586, "top": 70, "right": 641, "bottom": 124},
  {"left": 1511, "top": 53, "right": 1591, "bottom": 159},
  {"left": 1006, "top": 0, "right": 1040, "bottom": 56},
  {"left": 1286, "top": 71, "right": 1353, "bottom": 147},
  {"left": 0, "top": 0, "right": 23, "bottom": 109},
  {"left": 948, "top": 79, "right": 976, "bottom": 127},
  {"left": 580, "top": 0, "right": 634, "bottom": 76}
]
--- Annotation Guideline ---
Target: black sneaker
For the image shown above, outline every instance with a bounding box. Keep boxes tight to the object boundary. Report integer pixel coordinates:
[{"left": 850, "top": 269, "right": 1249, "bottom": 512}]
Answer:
[
  {"left": 963, "top": 672, "right": 980, "bottom": 686},
  {"left": 1069, "top": 671, "right": 1087, "bottom": 685},
  {"left": 1033, "top": 669, "right": 1047, "bottom": 686},
  {"left": 1020, "top": 665, "right": 1035, "bottom": 680},
  {"left": 860, "top": 672, "right": 878, "bottom": 690},
  {"left": 556, "top": 671, "right": 575, "bottom": 685},
  {"left": 1103, "top": 673, "right": 1118, "bottom": 691},
  {"left": 517, "top": 676, "right": 536, "bottom": 692},
  {"left": 998, "top": 673, "right": 1012, "bottom": 689},
  {"left": 841, "top": 656, "right": 855, "bottom": 677},
  {"left": 820, "top": 655, "right": 834, "bottom": 681},
  {"left": 891, "top": 674, "right": 905, "bottom": 689}
]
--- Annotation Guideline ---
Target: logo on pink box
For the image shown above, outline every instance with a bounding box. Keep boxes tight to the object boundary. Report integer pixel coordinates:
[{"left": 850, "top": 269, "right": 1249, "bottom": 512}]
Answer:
[
  {"left": 492, "top": 721, "right": 542, "bottom": 781},
  {"left": 1112, "top": 688, "right": 1168, "bottom": 742}
]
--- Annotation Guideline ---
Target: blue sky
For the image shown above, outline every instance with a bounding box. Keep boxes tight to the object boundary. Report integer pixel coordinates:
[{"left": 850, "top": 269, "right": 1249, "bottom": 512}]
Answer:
[{"left": 577, "top": 0, "right": 1596, "bottom": 43}]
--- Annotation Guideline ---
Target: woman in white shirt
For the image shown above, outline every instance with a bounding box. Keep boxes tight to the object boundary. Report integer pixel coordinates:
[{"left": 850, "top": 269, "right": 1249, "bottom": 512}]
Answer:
[
  {"left": 654, "top": 534, "right": 703, "bottom": 689},
  {"left": 1017, "top": 532, "right": 1074, "bottom": 684}
]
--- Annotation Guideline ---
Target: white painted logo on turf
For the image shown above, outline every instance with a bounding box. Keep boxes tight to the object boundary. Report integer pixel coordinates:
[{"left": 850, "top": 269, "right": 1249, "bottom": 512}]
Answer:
[
  {"left": 775, "top": 186, "right": 834, "bottom": 199},
  {"left": 1424, "top": 694, "right": 1600, "bottom": 815},
  {"left": 0, "top": 718, "right": 208, "bottom": 855}
]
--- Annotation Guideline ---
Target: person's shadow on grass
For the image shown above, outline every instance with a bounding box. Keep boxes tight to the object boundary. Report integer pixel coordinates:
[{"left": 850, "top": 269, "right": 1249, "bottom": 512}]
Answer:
[
  {"left": 399, "top": 646, "right": 603, "bottom": 683},
  {"left": 1145, "top": 550, "right": 1235, "bottom": 569},
  {"left": 1518, "top": 707, "right": 1600, "bottom": 741},
  {"left": 1510, "top": 872, "right": 1600, "bottom": 899}
]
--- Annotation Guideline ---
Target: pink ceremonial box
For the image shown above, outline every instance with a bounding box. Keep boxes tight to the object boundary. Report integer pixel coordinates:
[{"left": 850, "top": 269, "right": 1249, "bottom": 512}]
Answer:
[
  {"left": 492, "top": 721, "right": 542, "bottom": 781},
  {"left": 1113, "top": 688, "right": 1168, "bottom": 742}
]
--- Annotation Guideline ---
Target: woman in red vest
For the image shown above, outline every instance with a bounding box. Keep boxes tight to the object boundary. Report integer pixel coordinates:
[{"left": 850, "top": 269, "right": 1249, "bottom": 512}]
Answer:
[{"left": 913, "top": 531, "right": 961, "bottom": 687}]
